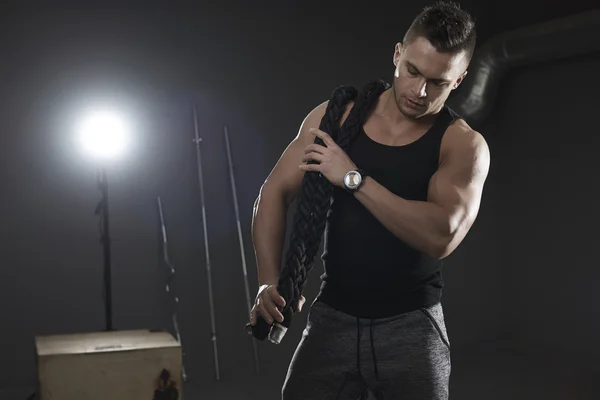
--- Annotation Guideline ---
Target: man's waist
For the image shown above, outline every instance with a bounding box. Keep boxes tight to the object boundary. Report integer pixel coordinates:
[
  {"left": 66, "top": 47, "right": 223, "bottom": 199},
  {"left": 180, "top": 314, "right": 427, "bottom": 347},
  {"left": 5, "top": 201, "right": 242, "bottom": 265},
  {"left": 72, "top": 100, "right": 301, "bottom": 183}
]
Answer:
[{"left": 317, "top": 278, "right": 443, "bottom": 319}]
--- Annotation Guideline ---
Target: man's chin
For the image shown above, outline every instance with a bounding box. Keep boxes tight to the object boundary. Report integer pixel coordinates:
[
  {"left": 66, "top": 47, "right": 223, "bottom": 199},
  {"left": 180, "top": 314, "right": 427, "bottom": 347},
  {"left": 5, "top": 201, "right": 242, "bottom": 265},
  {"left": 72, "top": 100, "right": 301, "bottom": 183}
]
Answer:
[{"left": 398, "top": 104, "right": 425, "bottom": 119}]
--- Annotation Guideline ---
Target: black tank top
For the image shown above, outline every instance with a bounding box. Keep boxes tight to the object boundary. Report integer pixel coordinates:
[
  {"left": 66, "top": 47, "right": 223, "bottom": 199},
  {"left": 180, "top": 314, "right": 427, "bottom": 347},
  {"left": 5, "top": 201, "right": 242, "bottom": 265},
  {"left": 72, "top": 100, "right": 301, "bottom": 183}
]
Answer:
[{"left": 316, "top": 102, "right": 462, "bottom": 319}]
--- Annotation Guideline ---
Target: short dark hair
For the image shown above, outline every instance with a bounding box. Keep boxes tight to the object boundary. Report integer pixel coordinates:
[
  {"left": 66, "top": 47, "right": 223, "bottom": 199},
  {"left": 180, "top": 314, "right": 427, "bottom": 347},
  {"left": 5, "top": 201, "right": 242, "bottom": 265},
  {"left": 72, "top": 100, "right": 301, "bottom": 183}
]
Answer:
[{"left": 404, "top": 1, "right": 477, "bottom": 62}]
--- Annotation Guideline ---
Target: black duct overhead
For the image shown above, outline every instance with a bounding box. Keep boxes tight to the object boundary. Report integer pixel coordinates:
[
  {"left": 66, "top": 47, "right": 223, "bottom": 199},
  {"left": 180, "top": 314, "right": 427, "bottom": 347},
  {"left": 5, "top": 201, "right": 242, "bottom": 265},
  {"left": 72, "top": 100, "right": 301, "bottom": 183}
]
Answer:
[{"left": 448, "top": 9, "right": 600, "bottom": 127}]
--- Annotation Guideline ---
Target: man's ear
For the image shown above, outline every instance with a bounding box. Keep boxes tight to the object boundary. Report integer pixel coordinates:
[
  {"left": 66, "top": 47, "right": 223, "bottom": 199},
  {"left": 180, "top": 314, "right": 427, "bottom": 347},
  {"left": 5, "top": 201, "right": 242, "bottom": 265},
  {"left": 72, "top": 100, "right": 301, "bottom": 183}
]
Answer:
[
  {"left": 393, "top": 42, "right": 403, "bottom": 67},
  {"left": 453, "top": 70, "right": 468, "bottom": 90}
]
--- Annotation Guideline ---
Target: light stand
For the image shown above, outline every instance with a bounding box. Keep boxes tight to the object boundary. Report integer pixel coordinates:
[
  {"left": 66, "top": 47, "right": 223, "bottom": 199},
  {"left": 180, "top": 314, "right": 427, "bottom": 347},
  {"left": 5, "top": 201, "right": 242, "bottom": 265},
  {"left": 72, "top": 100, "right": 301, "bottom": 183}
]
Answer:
[
  {"left": 95, "top": 167, "right": 113, "bottom": 331},
  {"left": 78, "top": 109, "right": 129, "bottom": 332}
]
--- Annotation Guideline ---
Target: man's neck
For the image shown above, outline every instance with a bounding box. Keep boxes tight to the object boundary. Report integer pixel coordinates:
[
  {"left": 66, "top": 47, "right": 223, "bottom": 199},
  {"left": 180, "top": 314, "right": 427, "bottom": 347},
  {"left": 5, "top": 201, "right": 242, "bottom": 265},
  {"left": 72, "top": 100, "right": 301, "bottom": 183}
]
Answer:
[{"left": 378, "top": 88, "right": 441, "bottom": 127}]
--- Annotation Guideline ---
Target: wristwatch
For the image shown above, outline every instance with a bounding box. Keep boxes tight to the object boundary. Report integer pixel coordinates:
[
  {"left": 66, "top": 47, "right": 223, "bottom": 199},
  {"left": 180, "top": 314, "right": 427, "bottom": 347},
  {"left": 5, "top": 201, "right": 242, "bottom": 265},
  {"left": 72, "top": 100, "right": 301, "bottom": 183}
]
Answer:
[{"left": 343, "top": 169, "right": 367, "bottom": 193}]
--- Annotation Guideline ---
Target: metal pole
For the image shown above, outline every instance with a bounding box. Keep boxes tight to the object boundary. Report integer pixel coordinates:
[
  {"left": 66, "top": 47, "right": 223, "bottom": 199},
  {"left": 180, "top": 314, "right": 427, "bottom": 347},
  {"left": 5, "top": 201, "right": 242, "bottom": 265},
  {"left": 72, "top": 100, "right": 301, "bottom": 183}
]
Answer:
[
  {"left": 223, "top": 126, "right": 261, "bottom": 374},
  {"left": 192, "top": 105, "right": 220, "bottom": 381},
  {"left": 97, "top": 167, "right": 113, "bottom": 332},
  {"left": 157, "top": 197, "right": 187, "bottom": 383}
]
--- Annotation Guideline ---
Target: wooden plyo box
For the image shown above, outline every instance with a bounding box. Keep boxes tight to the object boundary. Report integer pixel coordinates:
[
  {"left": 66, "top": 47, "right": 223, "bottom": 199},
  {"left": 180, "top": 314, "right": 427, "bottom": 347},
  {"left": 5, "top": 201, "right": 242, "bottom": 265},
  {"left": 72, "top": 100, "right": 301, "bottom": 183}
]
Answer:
[{"left": 35, "top": 329, "right": 183, "bottom": 400}]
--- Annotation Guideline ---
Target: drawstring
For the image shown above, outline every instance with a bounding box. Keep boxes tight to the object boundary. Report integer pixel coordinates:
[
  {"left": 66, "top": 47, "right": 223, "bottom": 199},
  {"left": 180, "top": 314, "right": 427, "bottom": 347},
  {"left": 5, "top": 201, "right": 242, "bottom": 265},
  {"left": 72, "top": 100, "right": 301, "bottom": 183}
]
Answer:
[{"left": 356, "top": 317, "right": 380, "bottom": 383}]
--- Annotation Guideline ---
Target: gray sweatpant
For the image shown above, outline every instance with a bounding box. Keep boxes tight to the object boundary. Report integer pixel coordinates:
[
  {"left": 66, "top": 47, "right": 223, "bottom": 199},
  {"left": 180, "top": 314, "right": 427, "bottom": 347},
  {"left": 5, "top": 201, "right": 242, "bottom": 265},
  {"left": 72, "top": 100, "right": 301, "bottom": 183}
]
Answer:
[{"left": 282, "top": 299, "right": 451, "bottom": 399}]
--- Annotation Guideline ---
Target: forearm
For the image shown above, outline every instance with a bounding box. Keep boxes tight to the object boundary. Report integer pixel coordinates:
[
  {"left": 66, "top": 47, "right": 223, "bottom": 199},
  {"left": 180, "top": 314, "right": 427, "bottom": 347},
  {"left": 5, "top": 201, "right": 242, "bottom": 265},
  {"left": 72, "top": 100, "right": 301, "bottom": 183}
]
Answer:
[
  {"left": 251, "top": 189, "right": 289, "bottom": 286},
  {"left": 353, "top": 177, "right": 452, "bottom": 258}
]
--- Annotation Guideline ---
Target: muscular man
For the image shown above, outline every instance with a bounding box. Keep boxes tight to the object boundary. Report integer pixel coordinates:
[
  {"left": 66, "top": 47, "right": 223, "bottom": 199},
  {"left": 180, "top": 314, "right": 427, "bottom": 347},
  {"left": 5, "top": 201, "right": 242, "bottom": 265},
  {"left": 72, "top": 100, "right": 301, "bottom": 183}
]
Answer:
[{"left": 250, "top": 1, "right": 490, "bottom": 398}]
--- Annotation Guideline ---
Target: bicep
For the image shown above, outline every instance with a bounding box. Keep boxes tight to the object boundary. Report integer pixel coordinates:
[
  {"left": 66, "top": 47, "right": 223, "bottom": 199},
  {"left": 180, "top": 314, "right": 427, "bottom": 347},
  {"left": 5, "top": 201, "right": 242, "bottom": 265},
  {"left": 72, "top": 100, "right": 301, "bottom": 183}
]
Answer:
[{"left": 428, "top": 132, "right": 490, "bottom": 235}]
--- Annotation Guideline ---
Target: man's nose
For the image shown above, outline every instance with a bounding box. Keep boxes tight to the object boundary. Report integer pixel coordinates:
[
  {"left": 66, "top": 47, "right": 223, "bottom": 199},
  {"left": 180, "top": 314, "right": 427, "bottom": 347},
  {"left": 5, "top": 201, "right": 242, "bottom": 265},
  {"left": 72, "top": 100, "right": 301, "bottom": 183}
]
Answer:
[{"left": 414, "top": 79, "right": 427, "bottom": 98}]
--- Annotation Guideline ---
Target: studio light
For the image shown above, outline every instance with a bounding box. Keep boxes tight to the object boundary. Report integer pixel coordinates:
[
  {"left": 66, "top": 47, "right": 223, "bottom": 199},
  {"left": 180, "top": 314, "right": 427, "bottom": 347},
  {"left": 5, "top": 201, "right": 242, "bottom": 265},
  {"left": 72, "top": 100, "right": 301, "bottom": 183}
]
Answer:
[
  {"left": 77, "top": 110, "right": 130, "bottom": 161},
  {"left": 77, "top": 108, "right": 132, "bottom": 332}
]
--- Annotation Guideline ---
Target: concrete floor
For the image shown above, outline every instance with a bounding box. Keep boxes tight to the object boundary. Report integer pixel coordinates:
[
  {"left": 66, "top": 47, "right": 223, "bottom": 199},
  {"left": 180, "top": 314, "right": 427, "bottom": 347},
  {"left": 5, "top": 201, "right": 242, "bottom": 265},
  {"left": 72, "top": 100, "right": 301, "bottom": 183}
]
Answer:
[
  {"left": 180, "top": 345, "right": 598, "bottom": 399},
  {"left": 4, "top": 345, "right": 597, "bottom": 399}
]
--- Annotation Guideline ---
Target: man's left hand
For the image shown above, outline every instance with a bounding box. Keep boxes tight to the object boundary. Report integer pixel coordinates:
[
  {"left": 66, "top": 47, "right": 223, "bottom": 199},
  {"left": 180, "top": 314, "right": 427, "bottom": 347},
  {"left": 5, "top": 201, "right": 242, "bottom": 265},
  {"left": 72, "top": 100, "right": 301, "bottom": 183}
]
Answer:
[{"left": 299, "top": 128, "right": 357, "bottom": 187}]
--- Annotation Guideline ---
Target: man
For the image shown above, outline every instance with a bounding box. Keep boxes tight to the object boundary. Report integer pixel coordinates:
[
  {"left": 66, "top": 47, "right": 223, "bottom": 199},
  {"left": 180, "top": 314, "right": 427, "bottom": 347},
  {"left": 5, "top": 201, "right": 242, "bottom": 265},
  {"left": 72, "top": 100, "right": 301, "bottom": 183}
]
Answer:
[{"left": 250, "top": 1, "right": 490, "bottom": 398}]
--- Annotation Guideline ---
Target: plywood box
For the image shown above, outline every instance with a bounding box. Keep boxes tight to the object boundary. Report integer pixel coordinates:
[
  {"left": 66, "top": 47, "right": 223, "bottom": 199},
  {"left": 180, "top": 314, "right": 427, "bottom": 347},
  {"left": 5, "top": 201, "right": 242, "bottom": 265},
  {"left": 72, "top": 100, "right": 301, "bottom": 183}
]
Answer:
[{"left": 35, "top": 329, "right": 183, "bottom": 400}]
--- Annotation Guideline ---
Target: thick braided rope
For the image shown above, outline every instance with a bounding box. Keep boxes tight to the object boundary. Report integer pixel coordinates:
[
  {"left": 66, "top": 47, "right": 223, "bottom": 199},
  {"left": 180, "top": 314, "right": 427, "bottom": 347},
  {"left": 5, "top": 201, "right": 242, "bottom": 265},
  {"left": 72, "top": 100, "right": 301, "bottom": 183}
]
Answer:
[
  {"left": 277, "top": 85, "right": 358, "bottom": 314},
  {"left": 247, "top": 79, "right": 390, "bottom": 341},
  {"left": 280, "top": 79, "right": 390, "bottom": 314},
  {"left": 301, "top": 79, "right": 390, "bottom": 288}
]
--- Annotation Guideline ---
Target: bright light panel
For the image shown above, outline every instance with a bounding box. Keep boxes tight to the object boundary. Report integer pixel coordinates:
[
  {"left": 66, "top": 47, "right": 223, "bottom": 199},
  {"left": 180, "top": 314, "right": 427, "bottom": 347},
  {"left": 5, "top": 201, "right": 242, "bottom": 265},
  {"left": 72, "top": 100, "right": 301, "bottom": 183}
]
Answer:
[{"left": 77, "top": 110, "right": 130, "bottom": 160}]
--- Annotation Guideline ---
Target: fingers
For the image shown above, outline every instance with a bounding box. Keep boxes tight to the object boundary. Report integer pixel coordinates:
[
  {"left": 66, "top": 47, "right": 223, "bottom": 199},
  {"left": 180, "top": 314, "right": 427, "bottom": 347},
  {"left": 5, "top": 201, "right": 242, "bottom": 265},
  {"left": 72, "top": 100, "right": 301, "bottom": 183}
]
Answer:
[
  {"left": 267, "top": 286, "right": 286, "bottom": 308},
  {"left": 304, "top": 143, "right": 327, "bottom": 154},
  {"left": 309, "top": 128, "right": 335, "bottom": 147},
  {"left": 302, "top": 143, "right": 327, "bottom": 166},
  {"left": 250, "top": 287, "right": 286, "bottom": 326},
  {"left": 250, "top": 286, "right": 308, "bottom": 325},
  {"left": 259, "top": 298, "right": 284, "bottom": 325},
  {"left": 299, "top": 163, "right": 320, "bottom": 172},
  {"left": 251, "top": 294, "right": 307, "bottom": 325},
  {"left": 302, "top": 152, "right": 324, "bottom": 164}
]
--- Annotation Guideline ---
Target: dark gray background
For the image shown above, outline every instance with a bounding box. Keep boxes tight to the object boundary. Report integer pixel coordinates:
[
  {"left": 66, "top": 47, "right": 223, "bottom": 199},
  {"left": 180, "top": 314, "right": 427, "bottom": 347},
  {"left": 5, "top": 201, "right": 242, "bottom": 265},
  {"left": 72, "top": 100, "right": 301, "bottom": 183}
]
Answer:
[{"left": 1, "top": 0, "right": 598, "bottom": 398}]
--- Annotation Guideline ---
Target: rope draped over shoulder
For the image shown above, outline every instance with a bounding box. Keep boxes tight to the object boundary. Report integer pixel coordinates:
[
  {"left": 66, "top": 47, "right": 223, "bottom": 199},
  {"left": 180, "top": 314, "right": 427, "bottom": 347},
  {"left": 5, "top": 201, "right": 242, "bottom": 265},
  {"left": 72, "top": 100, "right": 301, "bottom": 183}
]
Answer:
[{"left": 246, "top": 79, "right": 391, "bottom": 343}]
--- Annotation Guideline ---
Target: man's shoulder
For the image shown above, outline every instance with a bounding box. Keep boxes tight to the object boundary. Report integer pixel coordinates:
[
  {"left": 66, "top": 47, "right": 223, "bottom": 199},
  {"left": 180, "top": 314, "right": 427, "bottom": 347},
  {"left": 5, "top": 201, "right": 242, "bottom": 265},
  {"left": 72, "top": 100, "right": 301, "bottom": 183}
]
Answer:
[
  {"left": 441, "top": 118, "right": 490, "bottom": 162},
  {"left": 297, "top": 99, "right": 355, "bottom": 143},
  {"left": 308, "top": 99, "right": 355, "bottom": 127}
]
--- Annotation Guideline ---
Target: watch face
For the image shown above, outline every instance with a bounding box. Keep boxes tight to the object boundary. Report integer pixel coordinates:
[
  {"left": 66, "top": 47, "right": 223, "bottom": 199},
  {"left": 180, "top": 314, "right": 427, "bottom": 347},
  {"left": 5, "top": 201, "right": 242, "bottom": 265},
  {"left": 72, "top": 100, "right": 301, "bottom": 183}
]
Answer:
[{"left": 344, "top": 171, "right": 362, "bottom": 189}]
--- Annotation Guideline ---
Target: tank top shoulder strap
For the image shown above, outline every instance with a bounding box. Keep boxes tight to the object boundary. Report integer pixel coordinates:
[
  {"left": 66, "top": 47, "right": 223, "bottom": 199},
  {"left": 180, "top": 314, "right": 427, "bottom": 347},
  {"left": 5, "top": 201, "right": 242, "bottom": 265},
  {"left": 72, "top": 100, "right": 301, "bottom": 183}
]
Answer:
[
  {"left": 423, "top": 105, "right": 463, "bottom": 142},
  {"left": 446, "top": 105, "right": 463, "bottom": 122}
]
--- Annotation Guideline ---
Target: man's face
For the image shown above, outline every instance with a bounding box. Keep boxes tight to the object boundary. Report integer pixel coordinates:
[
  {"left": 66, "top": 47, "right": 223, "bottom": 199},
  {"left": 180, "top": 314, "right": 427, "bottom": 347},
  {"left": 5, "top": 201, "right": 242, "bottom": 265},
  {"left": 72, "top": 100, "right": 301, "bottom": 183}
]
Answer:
[{"left": 392, "top": 36, "right": 469, "bottom": 119}]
